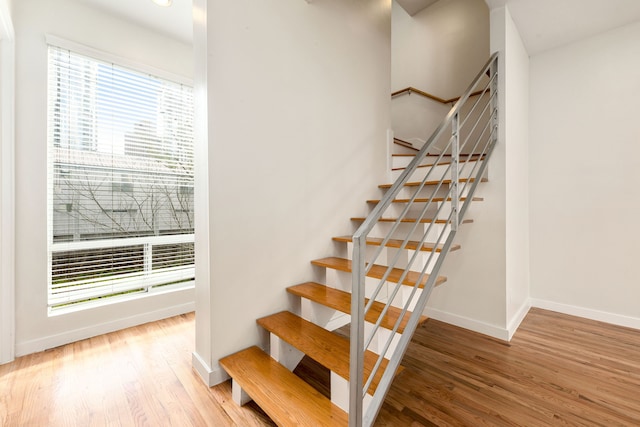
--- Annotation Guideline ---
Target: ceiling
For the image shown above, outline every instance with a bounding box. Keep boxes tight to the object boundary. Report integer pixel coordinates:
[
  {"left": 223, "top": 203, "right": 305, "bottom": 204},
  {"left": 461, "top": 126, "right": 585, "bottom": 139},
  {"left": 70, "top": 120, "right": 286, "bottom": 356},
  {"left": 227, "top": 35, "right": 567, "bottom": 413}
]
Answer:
[
  {"left": 79, "top": 0, "right": 193, "bottom": 44},
  {"left": 488, "top": 0, "right": 640, "bottom": 55},
  {"left": 396, "top": 0, "right": 441, "bottom": 16},
  {"left": 77, "top": 0, "right": 640, "bottom": 55}
]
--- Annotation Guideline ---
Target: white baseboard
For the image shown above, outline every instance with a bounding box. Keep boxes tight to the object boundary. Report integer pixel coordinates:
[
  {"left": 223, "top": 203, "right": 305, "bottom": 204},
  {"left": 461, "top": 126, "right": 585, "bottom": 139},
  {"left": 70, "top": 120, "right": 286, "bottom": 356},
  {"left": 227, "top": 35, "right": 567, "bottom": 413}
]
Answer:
[
  {"left": 15, "top": 302, "right": 195, "bottom": 357},
  {"left": 530, "top": 298, "right": 640, "bottom": 330},
  {"left": 425, "top": 300, "right": 640, "bottom": 343},
  {"left": 506, "top": 300, "right": 532, "bottom": 340},
  {"left": 424, "top": 307, "right": 510, "bottom": 341},
  {"left": 192, "top": 351, "right": 230, "bottom": 387}
]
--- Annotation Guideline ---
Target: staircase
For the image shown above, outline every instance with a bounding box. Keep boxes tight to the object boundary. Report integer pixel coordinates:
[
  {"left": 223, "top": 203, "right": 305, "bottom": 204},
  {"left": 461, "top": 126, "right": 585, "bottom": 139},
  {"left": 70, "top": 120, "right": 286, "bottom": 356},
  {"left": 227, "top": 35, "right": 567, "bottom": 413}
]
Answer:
[{"left": 219, "top": 53, "right": 499, "bottom": 427}]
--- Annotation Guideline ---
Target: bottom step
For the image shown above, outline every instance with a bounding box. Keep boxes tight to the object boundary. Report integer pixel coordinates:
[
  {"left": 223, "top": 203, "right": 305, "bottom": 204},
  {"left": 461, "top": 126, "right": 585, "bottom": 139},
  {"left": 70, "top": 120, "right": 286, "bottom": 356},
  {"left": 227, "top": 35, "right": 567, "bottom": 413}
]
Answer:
[{"left": 219, "top": 346, "right": 348, "bottom": 427}]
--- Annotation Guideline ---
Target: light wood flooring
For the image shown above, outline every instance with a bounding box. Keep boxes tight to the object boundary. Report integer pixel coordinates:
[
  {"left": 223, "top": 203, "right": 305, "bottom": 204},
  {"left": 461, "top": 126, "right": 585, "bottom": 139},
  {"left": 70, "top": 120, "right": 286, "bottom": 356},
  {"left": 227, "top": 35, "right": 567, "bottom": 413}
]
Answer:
[
  {"left": 1, "top": 308, "right": 639, "bottom": 426},
  {"left": 376, "top": 308, "right": 640, "bottom": 426},
  {"left": 0, "top": 313, "right": 273, "bottom": 426}
]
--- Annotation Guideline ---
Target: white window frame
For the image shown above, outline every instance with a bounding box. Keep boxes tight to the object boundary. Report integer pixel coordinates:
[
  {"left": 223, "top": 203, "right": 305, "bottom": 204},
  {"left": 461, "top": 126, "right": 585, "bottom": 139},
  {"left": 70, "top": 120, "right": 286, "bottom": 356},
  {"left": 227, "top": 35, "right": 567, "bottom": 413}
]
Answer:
[
  {"left": 46, "top": 36, "right": 195, "bottom": 315},
  {"left": 45, "top": 35, "right": 192, "bottom": 87}
]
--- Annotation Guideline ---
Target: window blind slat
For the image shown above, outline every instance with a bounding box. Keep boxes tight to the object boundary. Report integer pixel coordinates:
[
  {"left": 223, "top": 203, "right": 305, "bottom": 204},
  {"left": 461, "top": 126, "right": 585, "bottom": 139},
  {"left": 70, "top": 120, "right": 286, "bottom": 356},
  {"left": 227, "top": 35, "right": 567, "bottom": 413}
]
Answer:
[{"left": 47, "top": 45, "right": 195, "bottom": 311}]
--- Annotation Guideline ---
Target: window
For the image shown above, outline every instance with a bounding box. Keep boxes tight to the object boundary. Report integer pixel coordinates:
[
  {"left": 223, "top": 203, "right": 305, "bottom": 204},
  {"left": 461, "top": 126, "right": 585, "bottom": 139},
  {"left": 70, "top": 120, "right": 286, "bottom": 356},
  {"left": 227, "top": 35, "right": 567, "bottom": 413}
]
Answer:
[
  {"left": 47, "top": 42, "right": 195, "bottom": 312},
  {"left": 112, "top": 174, "right": 134, "bottom": 193}
]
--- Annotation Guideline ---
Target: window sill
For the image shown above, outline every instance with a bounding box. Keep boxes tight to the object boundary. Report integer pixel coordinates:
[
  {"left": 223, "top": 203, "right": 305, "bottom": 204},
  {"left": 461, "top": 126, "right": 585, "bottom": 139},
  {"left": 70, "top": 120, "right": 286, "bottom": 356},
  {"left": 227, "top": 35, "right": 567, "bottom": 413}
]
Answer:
[{"left": 48, "top": 280, "right": 195, "bottom": 317}]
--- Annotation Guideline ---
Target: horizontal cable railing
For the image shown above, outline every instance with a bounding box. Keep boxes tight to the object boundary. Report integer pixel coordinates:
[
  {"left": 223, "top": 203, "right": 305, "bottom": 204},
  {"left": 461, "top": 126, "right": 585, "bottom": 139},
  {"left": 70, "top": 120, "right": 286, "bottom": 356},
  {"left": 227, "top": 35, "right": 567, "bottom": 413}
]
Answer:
[
  {"left": 350, "top": 52, "right": 499, "bottom": 427},
  {"left": 49, "top": 233, "right": 195, "bottom": 309}
]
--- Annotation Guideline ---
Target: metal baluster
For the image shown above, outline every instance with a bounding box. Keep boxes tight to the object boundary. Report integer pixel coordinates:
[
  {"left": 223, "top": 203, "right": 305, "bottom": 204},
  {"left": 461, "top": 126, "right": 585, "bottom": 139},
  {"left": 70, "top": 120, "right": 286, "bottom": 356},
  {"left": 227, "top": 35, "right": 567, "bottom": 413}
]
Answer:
[
  {"left": 349, "top": 235, "right": 366, "bottom": 427},
  {"left": 352, "top": 53, "right": 498, "bottom": 427},
  {"left": 451, "top": 114, "right": 460, "bottom": 231},
  {"left": 491, "top": 57, "right": 499, "bottom": 147}
]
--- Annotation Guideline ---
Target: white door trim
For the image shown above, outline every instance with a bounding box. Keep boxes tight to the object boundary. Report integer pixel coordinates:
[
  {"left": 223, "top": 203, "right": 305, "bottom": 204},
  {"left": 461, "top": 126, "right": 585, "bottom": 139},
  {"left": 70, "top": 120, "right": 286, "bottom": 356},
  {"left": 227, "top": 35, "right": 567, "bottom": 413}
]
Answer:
[{"left": 0, "top": 0, "right": 15, "bottom": 365}]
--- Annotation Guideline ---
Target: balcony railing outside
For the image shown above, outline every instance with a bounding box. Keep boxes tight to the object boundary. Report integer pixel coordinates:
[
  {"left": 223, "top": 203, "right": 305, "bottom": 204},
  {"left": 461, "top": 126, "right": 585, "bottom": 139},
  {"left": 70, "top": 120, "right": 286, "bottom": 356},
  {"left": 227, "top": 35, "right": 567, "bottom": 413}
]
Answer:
[{"left": 49, "top": 233, "right": 194, "bottom": 309}]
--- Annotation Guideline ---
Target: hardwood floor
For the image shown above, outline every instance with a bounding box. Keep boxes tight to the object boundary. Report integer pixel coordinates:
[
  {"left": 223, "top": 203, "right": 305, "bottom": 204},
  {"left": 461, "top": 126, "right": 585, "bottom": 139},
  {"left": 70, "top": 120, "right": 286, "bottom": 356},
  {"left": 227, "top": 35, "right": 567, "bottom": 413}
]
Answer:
[
  {"left": 375, "top": 308, "right": 640, "bottom": 426},
  {"left": 1, "top": 308, "right": 639, "bottom": 426},
  {"left": 0, "top": 313, "right": 274, "bottom": 427}
]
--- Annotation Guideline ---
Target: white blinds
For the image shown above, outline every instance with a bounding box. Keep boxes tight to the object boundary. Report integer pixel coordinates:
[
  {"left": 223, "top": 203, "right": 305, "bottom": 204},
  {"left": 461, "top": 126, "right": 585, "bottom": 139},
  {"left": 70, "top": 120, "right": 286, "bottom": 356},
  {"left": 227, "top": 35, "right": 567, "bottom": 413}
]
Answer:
[{"left": 47, "top": 45, "right": 195, "bottom": 310}]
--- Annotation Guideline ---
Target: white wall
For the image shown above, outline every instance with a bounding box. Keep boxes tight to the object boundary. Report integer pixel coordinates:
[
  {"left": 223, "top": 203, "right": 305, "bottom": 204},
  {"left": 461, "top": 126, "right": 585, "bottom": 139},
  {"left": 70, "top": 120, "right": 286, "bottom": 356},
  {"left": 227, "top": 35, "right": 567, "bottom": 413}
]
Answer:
[
  {"left": 392, "top": 0, "right": 490, "bottom": 97},
  {"left": 502, "top": 6, "right": 530, "bottom": 333},
  {"left": 426, "top": 5, "right": 530, "bottom": 340},
  {"left": 193, "top": 0, "right": 391, "bottom": 385},
  {"left": 391, "top": 91, "right": 448, "bottom": 147},
  {"left": 529, "top": 20, "right": 640, "bottom": 328},
  {"left": 391, "top": 0, "right": 489, "bottom": 146},
  {"left": 0, "top": 0, "right": 15, "bottom": 364},
  {"left": 12, "top": 0, "right": 195, "bottom": 356}
]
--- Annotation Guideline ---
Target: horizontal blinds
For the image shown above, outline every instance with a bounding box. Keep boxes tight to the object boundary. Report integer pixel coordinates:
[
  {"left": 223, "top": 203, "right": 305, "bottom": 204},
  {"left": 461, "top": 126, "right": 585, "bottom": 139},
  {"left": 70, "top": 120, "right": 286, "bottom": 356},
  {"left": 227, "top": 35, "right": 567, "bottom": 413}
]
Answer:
[{"left": 47, "top": 45, "right": 195, "bottom": 310}]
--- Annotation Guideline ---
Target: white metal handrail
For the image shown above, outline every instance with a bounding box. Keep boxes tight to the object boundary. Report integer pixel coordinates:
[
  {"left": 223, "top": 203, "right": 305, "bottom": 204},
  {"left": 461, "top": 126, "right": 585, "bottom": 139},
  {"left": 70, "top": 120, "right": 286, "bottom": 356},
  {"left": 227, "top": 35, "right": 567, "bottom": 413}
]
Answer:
[{"left": 349, "top": 52, "right": 499, "bottom": 426}]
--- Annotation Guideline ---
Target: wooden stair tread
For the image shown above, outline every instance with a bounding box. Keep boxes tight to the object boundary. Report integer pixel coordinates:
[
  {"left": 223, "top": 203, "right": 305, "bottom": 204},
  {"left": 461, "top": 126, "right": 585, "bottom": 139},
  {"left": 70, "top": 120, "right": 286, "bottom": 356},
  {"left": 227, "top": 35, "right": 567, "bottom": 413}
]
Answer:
[
  {"left": 219, "top": 346, "right": 348, "bottom": 427},
  {"left": 366, "top": 196, "right": 484, "bottom": 204},
  {"left": 351, "top": 217, "right": 473, "bottom": 225},
  {"left": 332, "top": 235, "right": 460, "bottom": 253},
  {"left": 378, "top": 177, "right": 488, "bottom": 189},
  {"left": 287, "top": 282, "right": 428, "bottom": 334},
  {"left": 311, "top": 257, "right": 447, "bottom": 288},
  {"left": 257, "top": 311, "right": 399, "bottom": 395}
]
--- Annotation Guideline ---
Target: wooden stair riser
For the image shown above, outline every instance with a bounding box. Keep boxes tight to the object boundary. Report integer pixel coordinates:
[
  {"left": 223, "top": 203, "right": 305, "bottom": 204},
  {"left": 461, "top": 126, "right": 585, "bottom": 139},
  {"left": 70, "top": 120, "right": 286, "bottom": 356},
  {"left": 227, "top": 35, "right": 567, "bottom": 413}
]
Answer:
[{"left": 391, "top": 159, "right": 484, "bottom": 182}]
